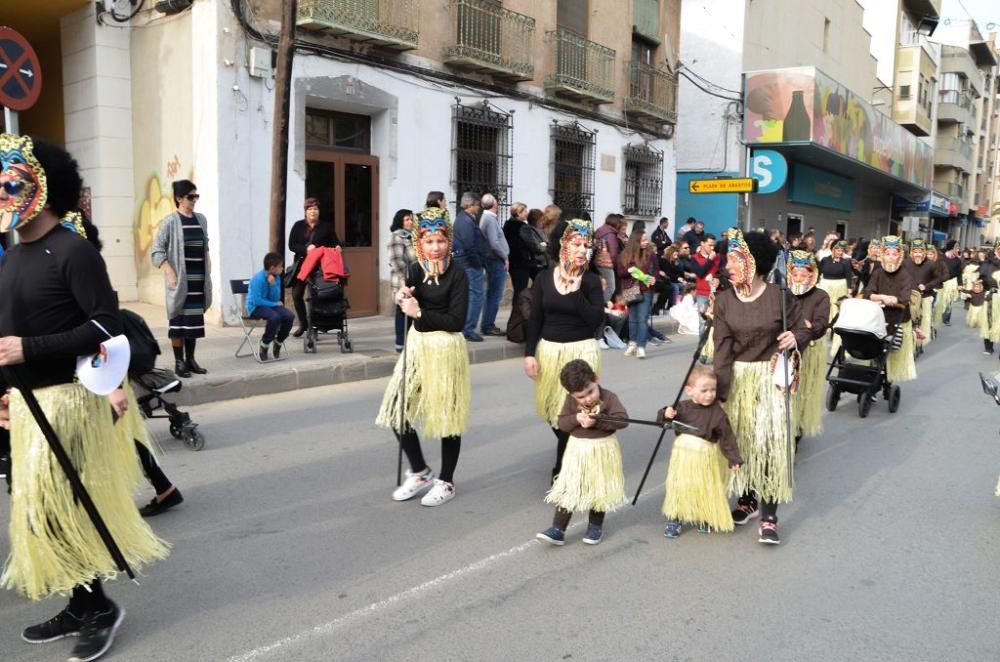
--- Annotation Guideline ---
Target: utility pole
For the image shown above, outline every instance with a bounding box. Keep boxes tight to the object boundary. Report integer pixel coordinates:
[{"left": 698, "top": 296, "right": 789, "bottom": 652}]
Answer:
[{"left": 268, "top": 0, "right": 297, "bottom": 257}]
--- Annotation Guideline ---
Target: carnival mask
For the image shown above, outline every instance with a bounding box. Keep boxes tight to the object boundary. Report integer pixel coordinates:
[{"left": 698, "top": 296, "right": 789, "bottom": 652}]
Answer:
[
  {"left": 0, "top": 134, "right": 48, "bottom": 233},
  {"left": 413, "top": 207, "right": 451, "bottom": 284},
  {"left": 560, "top": 219, "right": 593, "bottom": 276},
  {"left": 726, "top": 228, "right": 756, "bottom": 297},
  {"left": 880, "top": 235, "right": 904, "bottom": 273},
  {"left": 926, "top": 246, "right": 938, "bottom": 262},
  {"left": 786, "top": 250, "right": 817, "bottom": 296},
  {"left": 61, "top": 210, "right": 86, "bottom": 238},
  {"left": 832, "top": 240, "right": 847, "bottom": 259},
  {"left": 910, "top": 239, "right": 926, "bottom": 265},
  {"left": 868, "top": 239, "right": 881, "bottom": 260}
]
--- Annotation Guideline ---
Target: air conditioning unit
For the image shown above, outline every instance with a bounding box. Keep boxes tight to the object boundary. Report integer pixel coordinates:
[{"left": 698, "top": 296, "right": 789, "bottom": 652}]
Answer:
[{"left": 249, "top": 47, "right": 273, "bottom": 79}]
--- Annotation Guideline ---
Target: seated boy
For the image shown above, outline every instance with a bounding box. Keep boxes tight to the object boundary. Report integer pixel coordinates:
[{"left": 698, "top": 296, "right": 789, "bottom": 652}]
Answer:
[{"left": 247, "top": 252, "right": 295, "bottom": 359}]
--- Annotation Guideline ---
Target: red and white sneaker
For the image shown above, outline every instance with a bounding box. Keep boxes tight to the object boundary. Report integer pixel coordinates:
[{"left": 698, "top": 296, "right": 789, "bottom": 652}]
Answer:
[
  {"left": 731, "top": 497, "right": 759, "bottom": 525},
  {"left": 758, "top": 518, "right": 780, "bottom": 545},
  {"left": 392, "top": 468, "right": 433, "bottom": 501},
  {"left": 420, "top": 479, "right": 455, "bottom": 507}
]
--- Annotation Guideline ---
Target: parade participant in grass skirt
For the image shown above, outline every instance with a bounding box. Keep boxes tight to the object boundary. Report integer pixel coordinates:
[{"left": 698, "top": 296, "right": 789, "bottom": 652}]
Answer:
[
  {"left": 0, "top": 134, "right": 170, "bottom": 662},
  {"left": 864, "top": 236, "right": 917, "bottom": 383},
  {"left": 524, "top": 219, "right": 605, "bottom": 481},
  {"left": 712, "top": 230, "right": 811, "bottom": 545},
  {"left": 959, "top": 280, "right": 992, "bottom": 353},
  {"left": 787, "top": 250, "right": 830, "bottom": 442},
  {"left": 817, "top": 240, "right": 853, "bottom": 317},
  {"left": 927, "top": 246, "right": 953, "bottom": 328},
  {"left": 852, "top": 238, "right": 881, "bottom": 296},
  {"left": 659, "top": 364, "right": 743, "bottom": 538},
  {"left": 962, "top": 256, "right": 981, "bottom": 307},
  {"left": 376, "top": 207, "right": 471, "bottom": 507},
  {"left": 536, "top": 360, "right": 628, "bottom": 546},
  {"left": 906, "top": 239, "right": 942, "bottom": 349}
]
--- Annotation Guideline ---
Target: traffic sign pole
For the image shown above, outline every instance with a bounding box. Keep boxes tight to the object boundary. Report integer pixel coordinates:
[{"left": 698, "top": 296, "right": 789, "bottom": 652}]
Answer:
[{"left": 2, "top": 106, "right": 17, "bottom": 134}]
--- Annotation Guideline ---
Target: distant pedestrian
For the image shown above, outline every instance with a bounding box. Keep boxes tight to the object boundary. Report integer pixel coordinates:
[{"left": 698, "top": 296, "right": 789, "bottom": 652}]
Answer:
[
  {"left": 593, "top": 214, "right": 624, "bottom": 303},
  {"left": 520, "top": 207, "right": 550, "bottom": 281},
  {"left": 478, "top": 193, "right": 509, "bottom": 336},
  {"left": 651, "top": 216, "right": 672, "bottom": 255},
  {"left": 452, "top": 192, "right": 486, "bottom": 342},
  {"left": 504, "top": 202, "right": 532, "bottom": 303},
  {"left": 682, "top": 218, "right": 704, "bottom": 253},
  {"left": 388, "top": 208, "right": 417, "bottom": 352}
]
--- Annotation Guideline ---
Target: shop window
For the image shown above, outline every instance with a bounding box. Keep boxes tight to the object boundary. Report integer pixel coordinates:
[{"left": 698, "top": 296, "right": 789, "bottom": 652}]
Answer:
[
  {"left": 550, "top": 120, "right": 596, "bottom": 219},
  {"left": 622, "top": 144, "right": 663, "bottom": 217},
  {"left": 452, "top": 100, "right": 514, "bottom": 217}
]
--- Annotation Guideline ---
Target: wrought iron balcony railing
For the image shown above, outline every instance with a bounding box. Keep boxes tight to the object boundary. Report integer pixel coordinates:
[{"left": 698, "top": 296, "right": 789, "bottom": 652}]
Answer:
[
  {"left": 297, "top": 0, "right": 419, "bottom": 50},
  {"left": 625, "top": 62, "right": 678, "bottom": 124},
  {"left": 442, "top": 0, "right": 535, "bottom": 81},
  {"left": 544, "top": 29, "right": 615, "bottom": 104}
]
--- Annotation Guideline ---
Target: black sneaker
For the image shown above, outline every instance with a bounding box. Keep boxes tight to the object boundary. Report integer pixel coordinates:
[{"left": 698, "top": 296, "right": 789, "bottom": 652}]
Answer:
[
  {"left": 68, "top": 601, "right": 125, "bottom": 662},
  {"left": 731, "top": 496, "right": 759, "bottom": 525},
  {"left": 139, "top": 488, "right": 184, "bottom": 517},
  {"left": 758, "top": 518, "right": 780, "bottom": 545},
  {"left": 22, "top": 607, "right": 85, "bottom": 643},
  {"left": 273, "top": 341, "right": 283, "bottom": 359},
  {"left": 258, "top": 344, "right": 269, "bottom": 361},
  {"left": 0, "top": 454, "right": 8, "bottom": 480}
]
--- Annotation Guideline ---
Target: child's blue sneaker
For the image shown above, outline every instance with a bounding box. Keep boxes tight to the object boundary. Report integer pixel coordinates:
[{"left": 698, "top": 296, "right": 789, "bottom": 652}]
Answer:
[
  {"left": 582, "top": 524, "right": 603, "bottom": 545},
  {"left": 697, "top": 523, "right": 711, "bottom": 534},
  {"left": 536, "top": 527, "right": 565, "bottom": 546},
  {"left": 664, "top": 521, "right": 682, "bottom": 538}
]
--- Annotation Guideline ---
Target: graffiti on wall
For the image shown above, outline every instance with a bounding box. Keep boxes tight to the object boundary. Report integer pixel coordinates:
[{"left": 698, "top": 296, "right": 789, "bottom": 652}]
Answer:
[{"left": 133, "top": 159, "right": 191, "bottom": 279}]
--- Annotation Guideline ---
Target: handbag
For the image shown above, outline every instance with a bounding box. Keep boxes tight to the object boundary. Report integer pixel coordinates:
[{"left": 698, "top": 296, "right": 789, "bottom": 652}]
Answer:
[
  {"left": 283, "top": 256, "right": 304, "bottom": 289},
  {"left": 622, "top": 281, "right": 642, "bottom": 304}
]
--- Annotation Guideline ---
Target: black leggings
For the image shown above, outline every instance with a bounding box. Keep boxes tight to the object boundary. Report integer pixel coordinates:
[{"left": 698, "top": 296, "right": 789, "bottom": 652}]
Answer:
[
  {"left": 292, "top": 279, "right": 308, "bottom": 328},
  {"left": 399, "top": 428, "right": 461, "bottom": 484},
  {"left": 67, "top": 579, "right": 111, "bottom": 616},
  {"left": 134, "top": 440, "right": 173, "bottom": 495},
  {"left": 554, "top": 507, "right": 605, "bottom": 530},
  {"left": 552, "top": 427, "right": 569, "bottom": 476},
  {"left": 742, "top": 491, "right": 778, "bottom": 521}
]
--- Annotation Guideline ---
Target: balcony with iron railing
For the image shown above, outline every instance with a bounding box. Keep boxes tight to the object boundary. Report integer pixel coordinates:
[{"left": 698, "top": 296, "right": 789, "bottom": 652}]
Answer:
[
  {"left": 442, "top": 0, "right": 534, "bottom": 81},
  {"left": 938, "top": 89, "right": 974, "bottom": 125},
  {"left": 935, "top": 137, "right": 975, "bottom": 172},
  {"left": 544, "top": 30, "right": 616, "bottom": 104},
  {"left": 297, "top": 0, "right": 419, "bottom": 50},
  {"left": 624, "top": 62, "right": 677, "bottom": 124}
]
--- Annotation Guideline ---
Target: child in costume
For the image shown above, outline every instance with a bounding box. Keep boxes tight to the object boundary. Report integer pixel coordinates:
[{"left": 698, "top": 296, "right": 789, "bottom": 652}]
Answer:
[
  {"left": 376, "top": 207, "right": 471, "bottom": 507},
  {"left": 960, "top": 280, "right": 992, "bottom": 353},
  {"left": 787, "top": 250, "right": 831, "bottom": 442},
  {"left": 660, "top": 364, "right": 743, "bottom": 537},
  {"left": 865, "top": 236, "right": 917, "bottom": 384},
  {"left": 906, "top": 239, "right": 942, "bottom": 348},
  {"left": 670, "top": 282, "right": 701, "bottom": 336},
  {"left": 536, "top": 359, "right": 628, "bottom": 546}
]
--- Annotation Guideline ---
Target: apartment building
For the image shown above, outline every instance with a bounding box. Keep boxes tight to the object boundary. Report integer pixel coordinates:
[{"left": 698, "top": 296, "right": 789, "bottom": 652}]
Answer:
[{"left": 676, "top": 0, "right": 933, "bottom": 243}]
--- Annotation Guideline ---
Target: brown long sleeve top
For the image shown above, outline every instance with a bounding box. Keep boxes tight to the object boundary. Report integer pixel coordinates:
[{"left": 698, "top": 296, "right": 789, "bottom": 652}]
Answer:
[
  {"left": 712, "top": 284, "right": 811, "bottom": 401},
  {"left": 798, "top": 287, "right": 831, "bottom": 342},
  {"left": 959, "top": 288, "right": 986, "bottom": 306},
  {"left": 906, "top": 259, "right": 943, "bottom": 298},
  {"left": 670, "top": 399, "right": 743, "bottom": 465},
  {"left": 557, "top": 387, "right": 629, "bottom": 439},
  {"left": 864, "top": 266, "right": 914, "bottom": 325}
]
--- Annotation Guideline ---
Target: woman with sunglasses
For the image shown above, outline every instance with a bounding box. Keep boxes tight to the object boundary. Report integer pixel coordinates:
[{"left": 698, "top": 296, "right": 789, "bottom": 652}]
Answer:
[{"left": 151, "top": 180, "right": 213, "bottom": 378}]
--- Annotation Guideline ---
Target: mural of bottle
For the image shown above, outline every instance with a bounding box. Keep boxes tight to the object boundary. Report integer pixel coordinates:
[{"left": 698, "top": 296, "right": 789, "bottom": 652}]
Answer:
[{"left": 782, "top": 90, "right": 811, "bottom": 142}]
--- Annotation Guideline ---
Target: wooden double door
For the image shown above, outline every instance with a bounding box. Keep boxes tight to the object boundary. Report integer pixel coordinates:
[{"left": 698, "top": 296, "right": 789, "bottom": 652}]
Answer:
[{"left": 305, "top": 151, "right": 379, "bottom": 317}]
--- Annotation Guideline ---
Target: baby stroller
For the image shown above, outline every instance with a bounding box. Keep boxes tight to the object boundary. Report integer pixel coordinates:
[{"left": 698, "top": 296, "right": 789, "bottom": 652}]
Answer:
[
  {"left": 825, "top": 298, "right": 901, "bottom": 418},
  {"left": 303, "top": 256, "right": 352, "bottom": 354},
  {"left": 121, "top": 309, "right": 205, "bottom": 450}
]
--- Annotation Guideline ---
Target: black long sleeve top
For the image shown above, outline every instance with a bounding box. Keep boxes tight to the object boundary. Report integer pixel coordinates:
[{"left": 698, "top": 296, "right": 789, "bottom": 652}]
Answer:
[
  {"left": 0, "top": 226, "right": 122, "bottom": 391},
  {"left": 525, "top": 268, "right": 605, "bottom": 357},
  {"left": 404, "top": 262, "right": 469, "bottom": 333},
  {"left": 818, "top": 256, "right": 853, "bottom": 282}
]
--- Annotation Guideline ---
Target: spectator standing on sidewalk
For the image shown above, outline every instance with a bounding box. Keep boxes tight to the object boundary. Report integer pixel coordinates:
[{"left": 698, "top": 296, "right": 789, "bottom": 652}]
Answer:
[
  {"left": 452, "top": 192, "right": 486, "bottom": 342},
  {"left": 618, "top": 228, "right": 658, "bottom": 358},
  {"left": 504, "top": 202, "right": 532, "bottom": 303},
  {"left": 521, "top": 208, "right": 551, "bottom": 282},
  {"left": 651, "top": 216, "right": 672, "bottom": 255},
  {"left": 479, "top": 193, "right": 509, "bottom": 336},
  {"left": 688, "top": 234, "right": 720, "bottom": 314},
  {"left": 247, "top": 252, "right": 295, "bottom": 360},
  {"left": 288, "top": 198, "right": 340, "bottom": 338},
  {"left": 682, "top": 218, "right": 705, "bottom": 253},
  {"left": 593, "top": 214, "right": 624, "bottom": 303},
  {"left": 388, "top": 208, "right": 416, "bottom": 352}
]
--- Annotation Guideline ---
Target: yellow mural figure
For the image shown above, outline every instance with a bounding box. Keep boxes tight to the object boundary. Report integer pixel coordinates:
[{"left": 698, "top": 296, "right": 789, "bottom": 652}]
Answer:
[{"left": 134, "top": 175, "right": 180, "bottom": 275}]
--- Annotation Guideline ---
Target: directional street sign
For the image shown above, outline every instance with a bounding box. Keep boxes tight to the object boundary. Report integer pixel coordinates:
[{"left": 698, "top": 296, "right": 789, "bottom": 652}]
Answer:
[
  {"left": 688, "top": 177, "right": 759, "bottom": 194},
  {"left": 0, "top": 27, "right": 43, "bottom": 112}
]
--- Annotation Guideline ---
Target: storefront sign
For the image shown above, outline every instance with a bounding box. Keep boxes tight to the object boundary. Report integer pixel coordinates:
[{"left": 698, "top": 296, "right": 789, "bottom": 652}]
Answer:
[
  {"left": 743, "top": 67, "right": 933, "bottom": 190},
  {"left": 749, "top": 149, "right": 788, "bottom": 194},
  {"left": 891, "top": 193, "right": 930, "bottom": 215},
  {"left": 688, "top": 178, "right": 758, "bottom": 194},
  {"left": 930, "top": 192, "right": 950, "bottom": 217},
  {"left": 788, "top": 164, "right": 856, "bottom": 212}
]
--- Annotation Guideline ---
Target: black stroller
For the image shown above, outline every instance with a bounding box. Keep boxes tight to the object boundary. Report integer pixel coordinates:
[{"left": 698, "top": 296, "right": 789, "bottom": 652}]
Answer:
[
  {"left": 121, "top": 309, "right": 205, "bottom": 450},
  {"left": 825, "top": 298, "right": 901, "bottom": 418},
  {"left": 303, "top": 264, "right": 352, "bottom": 354}
]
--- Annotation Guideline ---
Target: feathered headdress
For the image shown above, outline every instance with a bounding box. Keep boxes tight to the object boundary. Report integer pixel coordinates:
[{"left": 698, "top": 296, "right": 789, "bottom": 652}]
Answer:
[
  {"left": 413, "top": 207, "right": 452, "bottom": 284},
  {"left": 0, "top": 133, "right": 48, "bottom": 233},
  {"left": 727, "top": 228, "right": 756, "bottom": 297},
  {"left": 786, "top": 249, "right": 818, "bottom": 295}
]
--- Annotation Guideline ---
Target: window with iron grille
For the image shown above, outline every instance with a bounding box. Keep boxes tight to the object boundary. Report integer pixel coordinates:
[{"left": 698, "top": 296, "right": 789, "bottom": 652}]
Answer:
[
  {"left": 452, "top": 100, "right": 514, "bottom": 217},
  {"left": 622, "top": 144, "right": 663, "bottom": 217},
  {"left": 550, "top": 121, "right": 596, "bottom": 219}
]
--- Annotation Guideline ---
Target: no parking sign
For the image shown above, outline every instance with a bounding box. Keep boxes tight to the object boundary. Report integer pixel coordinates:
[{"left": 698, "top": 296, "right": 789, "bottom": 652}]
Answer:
[{"left": 0, "top": 27, "right": 42, "bottom": 112}]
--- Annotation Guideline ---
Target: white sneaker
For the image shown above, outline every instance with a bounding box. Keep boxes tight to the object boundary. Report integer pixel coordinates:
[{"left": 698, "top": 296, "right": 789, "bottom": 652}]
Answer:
[
  {"left": 597, "top": 338, "right": 609, "bottom": 350},
  {"left": 420, "top": 479, "right": 455, "bottom": 507},
  {"left": 636, "top": 347, "right": 646, "bottom": 359},
  {"left": 624, "top": 343, "right": 637, "bottom": 357},
  {"left": 392, "top": 468, "right": 433, "bottom": 501}
]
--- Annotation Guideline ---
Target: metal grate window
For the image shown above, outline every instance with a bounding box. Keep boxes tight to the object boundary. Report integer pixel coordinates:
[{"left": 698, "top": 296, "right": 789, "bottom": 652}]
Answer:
[
  {"left": 452, "top": 100, "right": 514, "bottom": 217},
  {"left": 622, "top": 144, "right": 663, "bottom": 217},
  {"left": 550, "top": 120, "right": 596, "bottom": 219}
]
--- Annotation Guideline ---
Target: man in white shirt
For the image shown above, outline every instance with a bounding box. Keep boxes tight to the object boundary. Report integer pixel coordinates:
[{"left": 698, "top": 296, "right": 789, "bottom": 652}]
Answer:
[{"left": 478, "top": 193, "right": 509, "bottom": 336}]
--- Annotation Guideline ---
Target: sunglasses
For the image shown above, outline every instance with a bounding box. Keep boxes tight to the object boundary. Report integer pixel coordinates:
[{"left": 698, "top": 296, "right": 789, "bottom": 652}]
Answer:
[
  {"left": 1, "top": 180, "right": 25, "bottom": 195},
  {"left": 185, "top": 194, "right": 200, "bottom": 201}
]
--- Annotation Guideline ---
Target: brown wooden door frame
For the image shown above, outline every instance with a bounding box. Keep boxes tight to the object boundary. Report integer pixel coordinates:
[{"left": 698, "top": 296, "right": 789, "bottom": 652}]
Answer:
[{"left": 305, "top": 149, "right": 380, "bottom": 317}]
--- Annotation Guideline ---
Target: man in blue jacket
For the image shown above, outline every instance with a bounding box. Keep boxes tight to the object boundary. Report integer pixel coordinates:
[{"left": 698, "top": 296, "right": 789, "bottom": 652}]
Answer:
[
  {"left": 246, "top": 252, "right": 295, "bottom": 359},
  {"left": 451, "top": 192, "right": 486, "bottom": 342}
]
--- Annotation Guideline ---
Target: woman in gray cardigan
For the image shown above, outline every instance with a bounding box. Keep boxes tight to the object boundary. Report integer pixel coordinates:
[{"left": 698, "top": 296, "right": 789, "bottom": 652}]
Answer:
[{"left": 151, "top": 180, "right": 213, "bottom": 378}]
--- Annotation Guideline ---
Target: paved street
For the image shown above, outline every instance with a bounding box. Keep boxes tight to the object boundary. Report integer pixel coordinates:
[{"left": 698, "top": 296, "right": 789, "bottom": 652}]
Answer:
[{"left": 2, "top": 316, "right": 999, "bottom": 662}]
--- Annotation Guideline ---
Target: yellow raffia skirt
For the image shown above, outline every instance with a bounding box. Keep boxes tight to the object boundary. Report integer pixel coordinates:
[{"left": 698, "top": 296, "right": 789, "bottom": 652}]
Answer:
[
  {"left": 662, "top": 434, "right": 733, "bottom": 532},
  {"left": 2, "top": 384, "right": 170, "bottom": 600},
  {"left": 796, "top": 337, "right": 828, "bottom": 438},
  {"left": 961, "top": 266, "right": 979, "bottom": 299},
  {"left": 916, "top": 297, "right": 934, "bottom": 348},
  {"left": 376, "top": 329, "right": 470, "bottom": 439},
  {"left": 967, "top": 304, "right": 987, "bottom": 335},
  {"left": 818, "top": 278, "right": 850, "bottom": 319},
  {"left": 995, "top": 474, "right": 1000, "bottom": 497},
  {"left": 699, "top": 327, "right": 715, "bottom": 363},
  {"left": 725, "top": 360, "right": 795, "bottom": 503},
  {"left": 545, "top": 434, "right": 625, "bottom": 513},
  {"left": 941, "top": 277, "right": 959, "bottom": 307},
  {"left": 989, "top": 296, "right": 1000, "bottom": 343},
  {"left": 887, "top": 321, "right": 917, "bottom": 383},
  {"left": 534, "top": 338, "right": 600, "bottom": 427}
]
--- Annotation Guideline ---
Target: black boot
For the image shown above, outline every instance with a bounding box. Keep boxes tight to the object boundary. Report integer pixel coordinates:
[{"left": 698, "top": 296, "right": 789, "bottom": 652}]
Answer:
[
  {"left": 186, "top": 358, "right": 208, "bottom": 375},
  {"left": 184, "top": 339, "right": 207, "bottom": 374},
  {"left": 175, "top": 359, "right": 192, "bottom": 378}
]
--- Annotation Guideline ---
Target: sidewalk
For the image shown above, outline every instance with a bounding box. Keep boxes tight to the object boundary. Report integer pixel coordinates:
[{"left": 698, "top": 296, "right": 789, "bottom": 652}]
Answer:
[{"left": 124, "top": 301, "right": 677, "bottom": 406}]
